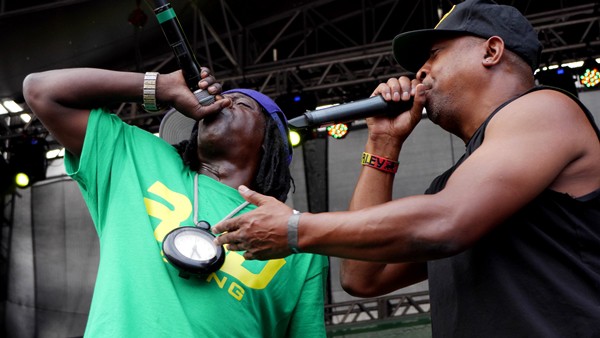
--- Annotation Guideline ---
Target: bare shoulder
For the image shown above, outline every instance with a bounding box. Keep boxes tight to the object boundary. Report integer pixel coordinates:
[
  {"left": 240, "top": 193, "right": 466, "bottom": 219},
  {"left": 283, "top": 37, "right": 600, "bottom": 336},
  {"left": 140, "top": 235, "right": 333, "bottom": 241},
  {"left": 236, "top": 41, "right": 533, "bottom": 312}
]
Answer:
[
  {"left": 490, "top": 88, "right": 600, "bottom": 197},
  {"left": 509, "top": 89, "right": 587, "bottom": 123},
  {"left": 489, "top": 88, "right": 595, "bottom": 138}
]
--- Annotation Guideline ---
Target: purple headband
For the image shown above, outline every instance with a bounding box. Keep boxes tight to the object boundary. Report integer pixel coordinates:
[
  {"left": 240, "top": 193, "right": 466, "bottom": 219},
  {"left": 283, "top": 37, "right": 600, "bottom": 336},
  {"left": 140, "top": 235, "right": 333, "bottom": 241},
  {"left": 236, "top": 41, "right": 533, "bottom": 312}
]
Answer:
[{"left": 223, "top": 89, "right": 292, "bottom": 165}]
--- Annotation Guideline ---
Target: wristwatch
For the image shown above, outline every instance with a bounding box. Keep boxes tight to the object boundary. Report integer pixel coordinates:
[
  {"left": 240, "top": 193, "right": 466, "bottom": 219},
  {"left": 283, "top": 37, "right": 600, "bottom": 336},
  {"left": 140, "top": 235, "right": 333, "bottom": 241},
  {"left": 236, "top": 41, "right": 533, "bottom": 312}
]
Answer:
[{"left": 142, "top": 71, "right": 162, "bottom": 112}]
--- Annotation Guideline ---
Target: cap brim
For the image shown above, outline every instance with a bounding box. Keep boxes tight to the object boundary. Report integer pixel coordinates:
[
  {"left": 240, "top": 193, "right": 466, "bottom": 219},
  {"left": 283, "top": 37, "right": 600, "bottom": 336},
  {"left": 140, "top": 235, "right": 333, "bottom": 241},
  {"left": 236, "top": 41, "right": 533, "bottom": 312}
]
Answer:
[
  {"left": 159, "top": 108, "right": 196, "bottom": 145},
  {"left": 392, "top": 29, "right": 462, "bottom": 73}
]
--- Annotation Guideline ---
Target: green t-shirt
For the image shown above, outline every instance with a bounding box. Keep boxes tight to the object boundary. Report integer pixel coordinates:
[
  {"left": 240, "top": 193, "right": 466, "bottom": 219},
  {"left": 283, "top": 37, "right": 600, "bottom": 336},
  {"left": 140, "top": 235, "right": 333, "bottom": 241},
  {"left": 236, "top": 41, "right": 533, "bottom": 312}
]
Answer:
[{"left": 65, "top": 109, "right": 328, "bottom": 337}]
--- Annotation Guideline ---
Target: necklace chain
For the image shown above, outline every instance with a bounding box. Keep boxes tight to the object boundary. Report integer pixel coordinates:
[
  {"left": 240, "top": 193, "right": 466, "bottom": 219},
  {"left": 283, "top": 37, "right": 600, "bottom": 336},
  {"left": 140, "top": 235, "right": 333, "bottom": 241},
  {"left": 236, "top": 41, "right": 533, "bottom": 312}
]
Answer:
[{"left": 193, "top": 173, "right": 250, "bottom": 226}]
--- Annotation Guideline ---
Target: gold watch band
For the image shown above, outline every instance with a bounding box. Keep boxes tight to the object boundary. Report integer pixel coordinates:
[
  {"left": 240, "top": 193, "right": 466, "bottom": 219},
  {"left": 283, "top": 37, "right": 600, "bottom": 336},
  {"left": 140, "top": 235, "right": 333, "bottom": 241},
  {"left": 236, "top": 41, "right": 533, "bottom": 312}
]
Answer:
[{"left": 142, "top": 72, "right": 161, "bottom": 112}]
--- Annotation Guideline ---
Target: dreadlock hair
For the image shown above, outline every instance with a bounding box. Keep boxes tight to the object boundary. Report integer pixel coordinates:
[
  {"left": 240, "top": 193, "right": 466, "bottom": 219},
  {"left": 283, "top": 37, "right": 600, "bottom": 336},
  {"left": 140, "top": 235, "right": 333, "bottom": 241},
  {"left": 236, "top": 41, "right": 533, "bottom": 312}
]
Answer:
[{"left": 174, "top": 111, "right": 293, "bottom": 202}]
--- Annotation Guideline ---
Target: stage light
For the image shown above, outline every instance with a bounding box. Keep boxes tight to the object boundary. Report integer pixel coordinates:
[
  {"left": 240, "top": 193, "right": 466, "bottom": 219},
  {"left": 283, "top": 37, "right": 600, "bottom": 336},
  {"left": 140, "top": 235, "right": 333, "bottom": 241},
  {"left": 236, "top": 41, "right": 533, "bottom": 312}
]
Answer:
[
  {"left": 580, "top": 69, "right": 599, "bottom": 87},
  {"left": 290, "top": 130, "right": 302, "bottom": 147},
  {"left": 20, "top": 113, "right": 32, "bottom": 123},
  {"left": 46, "top": 148, "right": 63, "bottom": 159},
  {"left": 10, "top": 136, "right": 48, "bottom": 188},
  {"left": 579, "top": 58, "right": 600, "bottom": 88},
  {"left": 2, "top": 100, "right": 23, "bottom": 113},
  {"left": 15, "top": 173, "right": 30, "bottom": 189},
  {"left": 326, "top": 123, "right": 349, "bottom": 139},
  {"left": 561, "top": 61, "right": 584, "bottom": 69},
  {"left": 288, "top": 127, "right": 317, "bottom": 148}
]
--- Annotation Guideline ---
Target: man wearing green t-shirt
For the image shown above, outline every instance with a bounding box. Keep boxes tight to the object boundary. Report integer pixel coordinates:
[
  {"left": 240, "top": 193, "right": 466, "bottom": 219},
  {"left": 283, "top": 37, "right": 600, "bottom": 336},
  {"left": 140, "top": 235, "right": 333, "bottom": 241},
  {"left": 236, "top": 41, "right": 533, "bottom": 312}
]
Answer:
[{"left": 23, "top": 67, "right": 328, "bottom": 337}]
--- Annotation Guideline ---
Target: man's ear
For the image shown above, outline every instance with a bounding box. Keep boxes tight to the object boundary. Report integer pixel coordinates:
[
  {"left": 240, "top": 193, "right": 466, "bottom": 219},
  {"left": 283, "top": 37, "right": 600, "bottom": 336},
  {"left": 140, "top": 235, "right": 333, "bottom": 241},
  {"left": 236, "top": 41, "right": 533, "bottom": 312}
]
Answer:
[{"left": 483, "top": 36, "right": 505, "bottom": 67}]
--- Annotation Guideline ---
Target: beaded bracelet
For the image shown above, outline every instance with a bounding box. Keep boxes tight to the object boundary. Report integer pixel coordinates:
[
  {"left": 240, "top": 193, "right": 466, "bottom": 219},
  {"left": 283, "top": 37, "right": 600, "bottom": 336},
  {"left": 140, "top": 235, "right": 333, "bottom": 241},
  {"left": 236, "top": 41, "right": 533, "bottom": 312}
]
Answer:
[{"left": 361, "top": 152, "right": 399, "bottom": 173}]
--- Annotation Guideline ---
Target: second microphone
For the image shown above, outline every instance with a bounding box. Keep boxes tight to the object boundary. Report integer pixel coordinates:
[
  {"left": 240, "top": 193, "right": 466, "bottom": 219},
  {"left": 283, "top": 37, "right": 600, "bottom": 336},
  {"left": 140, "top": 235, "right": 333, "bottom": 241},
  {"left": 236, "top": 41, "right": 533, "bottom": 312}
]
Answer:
[{"left": 288, "top": 95, "right": 414, "bottom": 128}]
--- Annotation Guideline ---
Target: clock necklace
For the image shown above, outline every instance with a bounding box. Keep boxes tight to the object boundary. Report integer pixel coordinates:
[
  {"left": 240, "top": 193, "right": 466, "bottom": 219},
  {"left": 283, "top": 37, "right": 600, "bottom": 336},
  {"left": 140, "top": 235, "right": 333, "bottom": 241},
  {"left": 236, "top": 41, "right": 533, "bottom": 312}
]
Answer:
[{"left": 162, "top": 173, "right": 249, "bottom": 279}]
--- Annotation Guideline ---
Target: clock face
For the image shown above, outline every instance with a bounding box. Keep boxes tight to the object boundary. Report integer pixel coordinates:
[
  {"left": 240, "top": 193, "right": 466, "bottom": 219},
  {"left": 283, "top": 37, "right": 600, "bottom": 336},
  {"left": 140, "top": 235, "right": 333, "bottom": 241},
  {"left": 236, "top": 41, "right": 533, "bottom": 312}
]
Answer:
[
  {"left": 174, "top": 230, "right": 217, "bottom": 261},
  {"left": 162, "top": 222, "right": 226, "bottom": 278}
]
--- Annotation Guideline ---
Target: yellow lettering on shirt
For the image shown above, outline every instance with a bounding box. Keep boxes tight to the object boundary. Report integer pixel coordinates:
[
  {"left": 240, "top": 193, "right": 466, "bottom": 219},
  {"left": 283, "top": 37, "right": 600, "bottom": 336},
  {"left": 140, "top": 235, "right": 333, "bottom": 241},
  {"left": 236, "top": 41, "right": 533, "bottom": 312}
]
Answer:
[
  {"left": 144, "top": 181, "right": 192, "bottom": 241},
  {"left": 207, "top": 273, "right": 228, "bottom": 289},
  {"left": 220, "top": 251, "right": 286, "bottom": 289},
  {"left": 145, "top": 180, "right": 288, "bottom": 299},
  {"left": 228, "top": 282, "right": 245, "bottom": 301},
  {"left": 206, "top": 273, "right": 245, "bottom": 301}
]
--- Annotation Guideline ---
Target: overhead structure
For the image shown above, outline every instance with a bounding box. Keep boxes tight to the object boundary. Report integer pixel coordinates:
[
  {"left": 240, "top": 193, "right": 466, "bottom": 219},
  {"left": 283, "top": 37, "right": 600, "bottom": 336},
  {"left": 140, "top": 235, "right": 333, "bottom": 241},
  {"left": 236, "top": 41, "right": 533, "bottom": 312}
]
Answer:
[{"left": 0, "top": 0, "right": 599, "bottom": 151}]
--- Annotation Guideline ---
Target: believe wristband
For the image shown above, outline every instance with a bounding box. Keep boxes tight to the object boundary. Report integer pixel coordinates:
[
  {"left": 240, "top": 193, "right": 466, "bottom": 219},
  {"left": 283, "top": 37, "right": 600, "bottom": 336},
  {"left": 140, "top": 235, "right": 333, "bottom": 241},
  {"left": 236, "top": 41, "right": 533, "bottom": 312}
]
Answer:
[
  {"left": 361, "top": 152, "right": 399, "bottom": 173},
  {"left": 287, "top": 211, "right": 301, "bottom": 254}
]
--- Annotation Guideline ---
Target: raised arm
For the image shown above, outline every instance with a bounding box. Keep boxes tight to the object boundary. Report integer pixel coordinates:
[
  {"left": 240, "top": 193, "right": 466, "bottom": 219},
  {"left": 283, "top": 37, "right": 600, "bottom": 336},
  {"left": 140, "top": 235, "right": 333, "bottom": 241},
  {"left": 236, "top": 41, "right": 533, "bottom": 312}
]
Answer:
[
  {"left": 213, "top": 88, "right": 596, "bottom": 271},
  {"left": 340, "top": 77, "right": 428, "bottom": 297},
  {"left": 23, "top": 68, "right": 226, "bottom": 157}
]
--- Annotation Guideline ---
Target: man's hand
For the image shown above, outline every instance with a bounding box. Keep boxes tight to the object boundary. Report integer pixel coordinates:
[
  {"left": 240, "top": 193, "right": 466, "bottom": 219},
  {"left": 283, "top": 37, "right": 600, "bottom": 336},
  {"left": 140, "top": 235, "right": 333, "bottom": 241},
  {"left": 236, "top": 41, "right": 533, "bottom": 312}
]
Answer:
[
  {"left": 212, "top": 185, "right": 297, "bottom": 260},
  {"left": 157, "top": 67, "right": 232, "bottom": 121},
  {"left": 367, "top": 76, "right": 427, "bottom": 147}
]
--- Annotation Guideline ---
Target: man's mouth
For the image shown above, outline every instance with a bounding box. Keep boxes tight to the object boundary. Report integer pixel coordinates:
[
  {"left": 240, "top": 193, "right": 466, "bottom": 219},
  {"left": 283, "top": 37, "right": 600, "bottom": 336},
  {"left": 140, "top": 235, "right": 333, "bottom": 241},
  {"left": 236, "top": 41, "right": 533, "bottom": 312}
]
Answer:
[
  {"left": 202, "top": 112, "right": 219, "bottom": 123},
  {"left": 201, "top": 108, "right": 229, "bottom": 124}
]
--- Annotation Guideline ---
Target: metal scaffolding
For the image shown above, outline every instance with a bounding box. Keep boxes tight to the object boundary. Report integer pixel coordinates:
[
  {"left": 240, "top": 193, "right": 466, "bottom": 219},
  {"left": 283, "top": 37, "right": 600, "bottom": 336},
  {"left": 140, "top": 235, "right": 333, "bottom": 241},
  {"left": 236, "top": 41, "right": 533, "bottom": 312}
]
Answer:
[{"left": 1, "top": 1, "right": 599, "bottom": 145}]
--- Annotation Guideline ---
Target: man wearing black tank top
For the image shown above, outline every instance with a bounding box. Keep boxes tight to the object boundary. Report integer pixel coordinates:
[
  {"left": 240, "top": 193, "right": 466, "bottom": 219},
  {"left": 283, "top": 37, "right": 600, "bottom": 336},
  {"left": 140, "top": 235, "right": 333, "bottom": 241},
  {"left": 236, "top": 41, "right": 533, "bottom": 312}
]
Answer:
[{"left": 213, "top": 1, "right": 600, "bottom": 335}]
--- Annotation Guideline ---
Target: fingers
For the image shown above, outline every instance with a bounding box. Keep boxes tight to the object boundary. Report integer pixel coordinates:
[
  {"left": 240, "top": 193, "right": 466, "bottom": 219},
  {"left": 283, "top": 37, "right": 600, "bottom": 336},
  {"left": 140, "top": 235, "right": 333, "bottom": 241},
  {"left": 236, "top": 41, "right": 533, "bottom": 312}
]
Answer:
[
  {"left": 371, "top": 79, "right": 395, "bottom": 100},
  {"left": 211, "top": 222, "right": 248, "bottom": 254},
  {"left": 393, "top": 76, "right": 416, "bottom": 100},
  {"left": 372, "top": 76, "right": 415, "bottom": 103},
  {"left": 187, "top": 98, "right": 225, "bottom": 121},
  {"left": 198, "top": 68, "right": 223, "bottom": 98},
  {"left": 211, "top": 217, "right": 267, "bottom": 261},
  {"left": 237, "top": 185, "right": 274, "bottom": 207},
  {"left": 200, "top": 67, "right": 212, "bottom": 78},
  {"left": 203, "top": 82, "right": 222, "bottom": 96},
  {"left": 211, "top": 188, "right": 294, "bottom": 261},
  {"left": 199, "top": 67, "right": 215, "bottom": 86},
  {"left": 211, "top": 185, "right": 269, "bottom": 236},
  {"left": 414, "top": 83, "right": 428, "bottom": 106},
  {"left": 212, "top": 217, "right": 235, "bottom": 236},
  {"left": 212, "top": 219, "right": 244, "bottom": 249},
  {"left": 211, "top": 186, "right": 270, "bottom": 236}
]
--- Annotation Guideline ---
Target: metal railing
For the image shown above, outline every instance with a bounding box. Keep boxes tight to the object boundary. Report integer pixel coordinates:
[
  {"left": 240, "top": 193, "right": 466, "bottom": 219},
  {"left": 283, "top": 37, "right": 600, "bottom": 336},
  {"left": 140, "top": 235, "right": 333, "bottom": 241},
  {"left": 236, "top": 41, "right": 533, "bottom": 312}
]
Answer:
[{"left": 325, "top": 291, "right": 431, "bottom": 328}]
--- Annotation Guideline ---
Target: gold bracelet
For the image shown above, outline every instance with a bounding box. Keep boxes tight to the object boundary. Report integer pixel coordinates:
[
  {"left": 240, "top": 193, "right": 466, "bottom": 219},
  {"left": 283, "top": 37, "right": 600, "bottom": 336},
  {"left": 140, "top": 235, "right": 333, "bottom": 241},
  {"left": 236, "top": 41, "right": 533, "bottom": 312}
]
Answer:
[{"left": 142, "top": 72, "right": 161, "bottom": 112}]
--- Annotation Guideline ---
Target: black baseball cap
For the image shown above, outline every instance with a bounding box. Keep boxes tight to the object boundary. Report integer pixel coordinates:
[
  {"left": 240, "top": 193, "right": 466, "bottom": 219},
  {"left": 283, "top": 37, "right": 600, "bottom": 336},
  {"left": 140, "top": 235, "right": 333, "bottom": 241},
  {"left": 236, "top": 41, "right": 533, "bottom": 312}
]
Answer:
[{"left": 392, "top": 0, "right": 542, "bottom": 73}]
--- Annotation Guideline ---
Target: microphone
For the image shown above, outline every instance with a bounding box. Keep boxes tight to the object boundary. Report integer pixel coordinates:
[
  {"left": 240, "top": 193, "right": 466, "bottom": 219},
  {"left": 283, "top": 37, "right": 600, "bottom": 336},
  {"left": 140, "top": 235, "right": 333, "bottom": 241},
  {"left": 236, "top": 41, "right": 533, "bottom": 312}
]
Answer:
[
  {"left": 288, "top": 95, "right": 414, "bottom": 128},
  {"left": 152, "top": 1, "right": 214, "bottom": 106}
]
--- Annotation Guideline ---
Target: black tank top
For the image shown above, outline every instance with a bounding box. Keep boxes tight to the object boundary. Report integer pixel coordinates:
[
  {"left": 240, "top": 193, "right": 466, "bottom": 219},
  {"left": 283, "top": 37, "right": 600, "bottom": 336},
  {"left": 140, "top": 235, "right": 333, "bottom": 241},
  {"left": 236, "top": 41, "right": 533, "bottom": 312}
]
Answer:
[{"left": 425, "top": 86, "right": 600, "bottom": 337}]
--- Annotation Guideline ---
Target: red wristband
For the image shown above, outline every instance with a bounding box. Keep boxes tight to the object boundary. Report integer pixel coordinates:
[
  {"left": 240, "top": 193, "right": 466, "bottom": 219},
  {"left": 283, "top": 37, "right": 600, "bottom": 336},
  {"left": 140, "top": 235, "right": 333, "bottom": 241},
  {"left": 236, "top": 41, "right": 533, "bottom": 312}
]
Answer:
[{"left": 361, "top": 152, "right": 399, "bottom": 173}]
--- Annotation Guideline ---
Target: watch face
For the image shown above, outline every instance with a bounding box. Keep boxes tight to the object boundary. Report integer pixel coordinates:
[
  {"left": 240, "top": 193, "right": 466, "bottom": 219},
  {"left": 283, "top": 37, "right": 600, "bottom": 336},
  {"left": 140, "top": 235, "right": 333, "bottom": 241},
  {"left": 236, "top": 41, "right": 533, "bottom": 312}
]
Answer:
[
  {"left": 162, "top": 223, "right": 226, "bottom": 278},
  {"left": 174, "top": 230, "right": 217, "bottom": 261}
]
